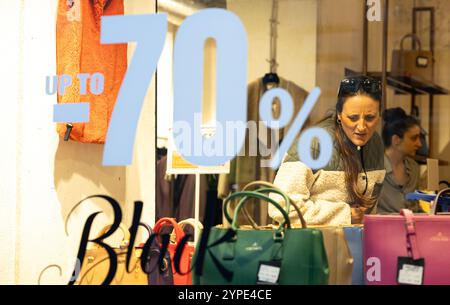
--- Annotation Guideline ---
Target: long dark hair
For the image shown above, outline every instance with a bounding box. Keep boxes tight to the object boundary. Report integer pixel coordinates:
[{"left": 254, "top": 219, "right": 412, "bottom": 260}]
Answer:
[
  {"left": 334, "top": 76, "right": 381, "bottom": 208},
  {"left": 382, "top": 107, "right": 420, "bottom": 147}
]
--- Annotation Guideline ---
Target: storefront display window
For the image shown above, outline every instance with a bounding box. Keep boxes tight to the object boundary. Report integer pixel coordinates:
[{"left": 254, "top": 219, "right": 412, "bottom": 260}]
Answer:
[{"left": 1, "top": 0, "right": 449, "bottom": 288}]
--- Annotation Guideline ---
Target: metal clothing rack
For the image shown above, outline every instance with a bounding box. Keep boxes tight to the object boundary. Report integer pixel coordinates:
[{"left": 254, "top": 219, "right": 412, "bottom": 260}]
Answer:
[{"left": 267, "top": 0, "right": 279, "bottom": 73}]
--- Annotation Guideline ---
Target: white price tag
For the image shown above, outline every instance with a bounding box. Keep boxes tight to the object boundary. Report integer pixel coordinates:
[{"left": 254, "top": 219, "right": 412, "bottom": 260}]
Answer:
[
  {"left": 257, "top": 264, "right": 280, "bottom": 284},
  {"left": 398, "top": 264, "right": 424, "bottom": 285}
]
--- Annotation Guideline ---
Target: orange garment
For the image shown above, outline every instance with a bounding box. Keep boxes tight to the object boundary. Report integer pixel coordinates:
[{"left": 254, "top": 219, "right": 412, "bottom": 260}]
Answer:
[{"left": 56, "top": 0, "right": 127, "bottom": 143}]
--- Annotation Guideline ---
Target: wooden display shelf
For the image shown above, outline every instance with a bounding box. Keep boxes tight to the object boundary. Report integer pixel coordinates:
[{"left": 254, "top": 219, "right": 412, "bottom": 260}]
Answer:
[{"left": 345, "top": 68, "right": 449, "bottom": 96}]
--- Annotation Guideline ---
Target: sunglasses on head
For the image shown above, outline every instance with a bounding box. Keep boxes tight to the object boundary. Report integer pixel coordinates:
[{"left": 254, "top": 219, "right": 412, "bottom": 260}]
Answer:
[{"left": 338, "top": 77, "right": 382, "bottom": 100}]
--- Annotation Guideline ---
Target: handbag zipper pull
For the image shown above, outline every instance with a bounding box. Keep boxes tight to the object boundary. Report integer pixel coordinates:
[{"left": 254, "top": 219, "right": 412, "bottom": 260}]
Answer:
[{"left": 64, "top": 123, "right": 73, "bottom": 141}]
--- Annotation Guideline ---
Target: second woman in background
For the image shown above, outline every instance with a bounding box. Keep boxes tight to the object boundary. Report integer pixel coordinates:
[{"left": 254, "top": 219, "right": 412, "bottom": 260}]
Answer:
[{"left": 377, "top": 107, "right": 423, "bottom": 213}]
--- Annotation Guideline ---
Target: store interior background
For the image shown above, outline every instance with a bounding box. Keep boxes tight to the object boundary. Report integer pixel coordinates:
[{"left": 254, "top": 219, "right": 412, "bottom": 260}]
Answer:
[{"left": 0, "top": 0, "right": 449, "bottom": 284}]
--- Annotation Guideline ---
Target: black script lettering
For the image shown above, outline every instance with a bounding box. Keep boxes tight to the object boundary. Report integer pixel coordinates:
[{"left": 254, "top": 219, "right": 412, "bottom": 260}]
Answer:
[
  {"left": 173, "top": 233, "right": 192, "bottom": 275},
  {"left": 139, "top": 232, "right": 171, "bottom": 275},
  {"left": 64, "top": 194, "right": 236, "bottom": 284},
  {"left": 66, "top": 195, "right": 122, "bottom": 285},
  {"left": 125, "top": 201, "right": 143, "bottom": 273},
  {"left": 192, "top": 196, "right": 236, "bottom": 282}
]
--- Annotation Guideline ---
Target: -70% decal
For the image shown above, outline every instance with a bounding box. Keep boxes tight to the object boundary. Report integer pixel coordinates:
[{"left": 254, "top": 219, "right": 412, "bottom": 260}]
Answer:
[{"left": 49, "top": 9, "right": 332, "bottom": 170}]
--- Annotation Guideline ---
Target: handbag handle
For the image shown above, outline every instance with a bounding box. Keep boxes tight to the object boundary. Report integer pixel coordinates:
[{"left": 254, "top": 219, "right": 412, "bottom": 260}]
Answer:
[
  {"left": 173, "top": 218, "right": 203, "bottom": 245},
  {"left": 178, "top": 218, "right": 204, "bottom": 231},
  {"left": 153, "top": 217, "right": 185, "bottom": 244},
  {"left": 229, "top": 191, "right": 291, "bottom": 232},
  {"left": 400, "top": 33, "right": 422, "bottom": 51},
  {"left": 240, "top": 181, "right": 307, "bottom": 229},
  {"left": 137, "top": 222, "right": 153, "bottom": 247},
  {"left": 239, "top": 182, "right": 276, "bottom": 227},
  {"left": 223, "top": 187, "right": 291, "bottom": 229},
  {"left": 95, "top": 223, "right": 131, "bottom": 249},
  {"left": 138, "top": 222, "right": 153, "bottom": 236},
  {"left": 430, "top": 188, "right": 450, "bottom": 215},
  {"left": 400, "top": 209, "right": 421, "bottom": 260}
]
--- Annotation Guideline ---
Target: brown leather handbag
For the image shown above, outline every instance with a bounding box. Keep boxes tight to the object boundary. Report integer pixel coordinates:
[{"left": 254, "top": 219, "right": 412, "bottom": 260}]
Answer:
[
  {"left": 391, "top": 33, "right": 434, "bottom": 81},
  {"left": 306, "top": 226, "right": 354, "bottom": 285},
  {"left": 76, "top": 223, "right": 148, "bottom": 285}
]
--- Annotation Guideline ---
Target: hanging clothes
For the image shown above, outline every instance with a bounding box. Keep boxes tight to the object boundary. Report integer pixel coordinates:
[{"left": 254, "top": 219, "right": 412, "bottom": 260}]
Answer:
[
  {"left": 156, "top": 156, "right": 208, "bottom": 223},
  {"left": 218, "top": 77, "right": 309, "bottom": 225},
  {"left": 56, "top": 0, "right": 127, "bottom": 143}
]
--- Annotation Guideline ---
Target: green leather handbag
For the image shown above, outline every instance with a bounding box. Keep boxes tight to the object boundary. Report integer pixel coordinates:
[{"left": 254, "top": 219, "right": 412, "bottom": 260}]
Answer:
[{"left": 193, "top": 188, "right": 329, "bottom": 285}]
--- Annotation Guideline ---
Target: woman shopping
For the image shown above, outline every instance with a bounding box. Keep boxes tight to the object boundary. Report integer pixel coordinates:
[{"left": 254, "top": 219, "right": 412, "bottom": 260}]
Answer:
[
  {"left": 270, "top": 76, "right": 386, "bottom": 225},
  {"left": 377, "top": 107, "right": 422, "bottom": 213}
]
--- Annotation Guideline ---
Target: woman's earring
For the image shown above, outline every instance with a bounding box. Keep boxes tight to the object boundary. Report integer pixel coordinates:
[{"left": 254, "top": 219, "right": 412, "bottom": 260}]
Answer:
[{"left": 337, "top": 118, "right": 342, "bottom": 124}]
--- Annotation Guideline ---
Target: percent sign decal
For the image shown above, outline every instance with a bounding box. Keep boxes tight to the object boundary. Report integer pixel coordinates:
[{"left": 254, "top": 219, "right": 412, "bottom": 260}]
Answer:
[{"left": 259, "top": 88, "right": 333, "bottom": 170}]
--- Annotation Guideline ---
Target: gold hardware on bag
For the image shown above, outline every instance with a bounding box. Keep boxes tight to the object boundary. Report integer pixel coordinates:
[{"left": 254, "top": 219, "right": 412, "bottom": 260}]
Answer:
[
  {"left": 161, "top": 258, "right": 169, "bottom": 272},
  {"left": 120, "top": 240, "right": 129, "bottom": 249}
]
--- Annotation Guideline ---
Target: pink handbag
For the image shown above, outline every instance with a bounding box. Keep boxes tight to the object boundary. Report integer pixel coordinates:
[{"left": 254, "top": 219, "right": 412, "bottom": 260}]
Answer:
[{"left": 364, "top": 190, "right": 450, "bottom": 285}]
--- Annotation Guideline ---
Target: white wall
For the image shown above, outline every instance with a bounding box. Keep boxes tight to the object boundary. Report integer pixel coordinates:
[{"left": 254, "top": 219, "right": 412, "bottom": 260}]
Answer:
[
  {"left": 0, "top": 0, "right": 21, "bottom": 285},
  {"left": 315, "top": 0, "right": 364, "bottom": 123},
  {"left": 228, "top": 0, "right": 317, "bottom": 93},
  {"left": 0, "top": 0, "right": 156, "bottom": 284}
]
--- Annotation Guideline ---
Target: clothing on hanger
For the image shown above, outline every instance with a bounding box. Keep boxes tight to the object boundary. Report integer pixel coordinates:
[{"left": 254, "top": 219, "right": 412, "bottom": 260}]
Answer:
[
  {"left": 218, "top": 76, "right": 309, "bottom": 226},
  {"left": 56, "top": 0, "right": 127, "bottom": 143},
  {"left": 156, "top": 156, "right": 208, "bottom": 223},
  {"left": 156, "top": 147, "right": 167, "bottom": 161}
]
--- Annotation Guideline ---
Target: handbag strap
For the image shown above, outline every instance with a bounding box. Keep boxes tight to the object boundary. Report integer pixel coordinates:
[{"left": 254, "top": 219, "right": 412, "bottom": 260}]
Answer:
[
  {"left": 154, "top": 217, "right": 185, "bottom": 244},
  {"left": 222, "top": 181, "right": 292, "bottom": 226},
  {"left": 400, "top": 33, "right": 422, "bottom": 51},
  {"left": 95, "top": 223, "right": 131, "bottom": 249},
  {"left": 138, "top": 222, "right": 153, "bottom": 236},
  {"left": 231, "top": 191, "right": 291, "bottom": 232},
  {"left": 137, "top": 222, "right": 153, "bottom": 247},
  {"left": 223, "top": 188, "right": 291, "bottom": 229},
  {"left": 400, "top": 209, "right": 421, "bottom": 260},
  {"left": 241, "top": 181, "right": 307, "bottom": 228},
  {"left": 178, "top": 218, "right": 204, "bottom": 231},
  {"left": 430, "top": 188, "right": 450, "bottom": 215},
  {"left": 237, "top": 189, "right": 307, "bottom": 229},
  {"left": 174, "top": 218, "right": 203, "bottom": 245},
  {"left": 239, "top": 181, "right": 279, "bottom": 228}
]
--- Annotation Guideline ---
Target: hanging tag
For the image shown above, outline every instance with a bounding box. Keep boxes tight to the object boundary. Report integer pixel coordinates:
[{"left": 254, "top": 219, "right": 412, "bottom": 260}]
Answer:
[
  {"left": 397, "top": 257, "right": 425, "bottom": 285},
  {"left": 257, "top": 261, "right": 281, "bottom": 285}
]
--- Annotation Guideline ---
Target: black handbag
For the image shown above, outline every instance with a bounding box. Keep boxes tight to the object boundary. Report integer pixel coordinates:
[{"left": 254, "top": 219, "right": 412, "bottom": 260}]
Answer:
[{"left": 139, "top": 223, "right": 174, "bottom": 285}]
